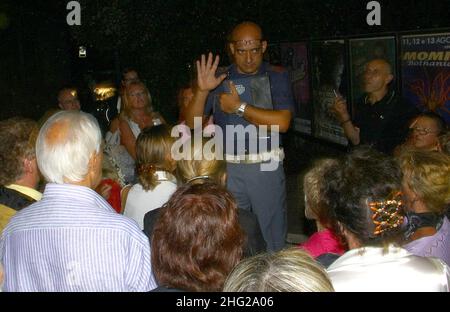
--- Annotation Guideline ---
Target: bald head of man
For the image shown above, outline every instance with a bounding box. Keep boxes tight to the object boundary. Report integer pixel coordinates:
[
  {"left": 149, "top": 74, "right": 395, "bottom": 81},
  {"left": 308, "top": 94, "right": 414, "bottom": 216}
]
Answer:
[{"left": 228, "top": 22, "right": 267, "bottom": 75}]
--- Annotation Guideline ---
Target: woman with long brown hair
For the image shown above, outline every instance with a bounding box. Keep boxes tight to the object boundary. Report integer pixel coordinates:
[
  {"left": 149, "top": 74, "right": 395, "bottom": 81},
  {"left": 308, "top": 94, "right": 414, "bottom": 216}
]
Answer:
[{"left": 122, "top": 125, "right": 176, "bottom": 229}]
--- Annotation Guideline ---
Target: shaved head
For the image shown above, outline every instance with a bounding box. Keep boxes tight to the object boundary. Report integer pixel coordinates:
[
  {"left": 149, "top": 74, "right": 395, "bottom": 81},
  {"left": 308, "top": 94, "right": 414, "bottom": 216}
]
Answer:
[
  {"left": 367, "top": 59, "right": 392, "bottom": 75},
  {"left": 228, "top": 22, "right": 267, "bottom": 74},
  {"left": 230, "top": 22, "right": 263, "bottom": 43}
]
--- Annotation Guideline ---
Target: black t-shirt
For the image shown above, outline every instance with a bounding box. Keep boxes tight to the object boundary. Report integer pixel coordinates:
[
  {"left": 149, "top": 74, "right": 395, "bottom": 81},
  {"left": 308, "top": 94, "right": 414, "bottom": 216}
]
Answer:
[{"left": 353, "top": 90, "right": 419, "bottom": 154}]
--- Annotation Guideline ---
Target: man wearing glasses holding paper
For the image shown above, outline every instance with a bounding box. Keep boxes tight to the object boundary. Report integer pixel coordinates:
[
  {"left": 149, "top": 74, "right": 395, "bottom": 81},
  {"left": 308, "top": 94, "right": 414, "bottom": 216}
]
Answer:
[{"left": 185, "top": 22, "right": 295, "bottom": 251}]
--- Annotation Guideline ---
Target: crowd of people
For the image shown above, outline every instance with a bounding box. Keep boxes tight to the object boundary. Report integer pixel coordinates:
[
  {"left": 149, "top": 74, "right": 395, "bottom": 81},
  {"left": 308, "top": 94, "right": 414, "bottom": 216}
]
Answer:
[{"left": 0, "top": 21, "right": 449, "bottom": 292}]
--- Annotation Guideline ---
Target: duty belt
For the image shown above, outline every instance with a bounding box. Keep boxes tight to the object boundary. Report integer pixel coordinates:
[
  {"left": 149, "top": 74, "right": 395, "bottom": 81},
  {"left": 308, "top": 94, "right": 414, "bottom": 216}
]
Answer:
[{"left": 225, "top": 148, "right": 284, "bottom": 164}]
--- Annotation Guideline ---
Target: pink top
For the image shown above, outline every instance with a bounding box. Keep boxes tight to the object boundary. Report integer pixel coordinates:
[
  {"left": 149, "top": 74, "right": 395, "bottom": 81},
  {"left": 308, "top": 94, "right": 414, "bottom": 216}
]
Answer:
[{"left": 298, "top": 229, "right": 346, "bottom": 258}]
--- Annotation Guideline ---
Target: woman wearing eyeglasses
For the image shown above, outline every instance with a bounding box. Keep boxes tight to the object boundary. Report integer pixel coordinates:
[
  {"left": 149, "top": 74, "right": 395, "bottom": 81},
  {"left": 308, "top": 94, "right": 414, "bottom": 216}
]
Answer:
[
  {"left": 394, "top": 112, "right": 446, "bottom": 156},
  {"left": 409, "top": 112, "right": 446, "bottom": 151}
]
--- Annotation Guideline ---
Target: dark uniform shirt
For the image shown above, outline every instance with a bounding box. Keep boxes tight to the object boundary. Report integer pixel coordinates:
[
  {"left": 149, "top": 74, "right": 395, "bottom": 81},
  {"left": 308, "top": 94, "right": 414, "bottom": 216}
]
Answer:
[
  {"left": 353, "top": 90, "right": 418, "bottom": 154},
  {"left": 204, "top": 62, "right": 295, "bottom": 155}
]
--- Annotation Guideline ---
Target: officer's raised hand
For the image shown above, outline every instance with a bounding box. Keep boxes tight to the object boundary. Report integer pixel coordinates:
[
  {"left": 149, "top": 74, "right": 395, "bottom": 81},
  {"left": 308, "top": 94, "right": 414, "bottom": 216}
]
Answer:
[{"left": 197, "top": 52, "right": 227, "bottom": 92}]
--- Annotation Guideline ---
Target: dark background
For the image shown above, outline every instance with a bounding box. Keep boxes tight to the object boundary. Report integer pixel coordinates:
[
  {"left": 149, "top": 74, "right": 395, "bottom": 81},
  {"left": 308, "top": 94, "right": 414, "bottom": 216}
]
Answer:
[{"left": 0, "top": 0, "right": 449, "bottom": 122}]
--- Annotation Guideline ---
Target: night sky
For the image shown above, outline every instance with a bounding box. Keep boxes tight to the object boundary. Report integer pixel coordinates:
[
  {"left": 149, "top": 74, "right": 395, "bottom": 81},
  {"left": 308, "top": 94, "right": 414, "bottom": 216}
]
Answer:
[{"left": 0, "top": 0, "right": 449, "bottom": 122}]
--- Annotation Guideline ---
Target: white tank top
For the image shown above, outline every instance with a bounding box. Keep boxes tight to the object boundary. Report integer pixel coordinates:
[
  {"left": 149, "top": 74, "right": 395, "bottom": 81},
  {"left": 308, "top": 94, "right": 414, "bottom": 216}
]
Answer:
[
  {"left": 123, "top": 171, "right": 177, "bottom": 229},
  {"left": 127, "top": 118, "right": 141, "bottom": 139}
]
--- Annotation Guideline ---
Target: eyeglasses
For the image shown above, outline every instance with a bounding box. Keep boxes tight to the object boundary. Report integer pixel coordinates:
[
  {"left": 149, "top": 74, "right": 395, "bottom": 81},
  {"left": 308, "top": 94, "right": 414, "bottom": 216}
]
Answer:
[
  {"left": 230, "top": 39, "right": 263, "bottom": 46},
  {"left": 231, "top": 39, "right": 264, "bottom": 54},
  {"left": 409, "top": 127, "right": 439, "bottom": 136}
]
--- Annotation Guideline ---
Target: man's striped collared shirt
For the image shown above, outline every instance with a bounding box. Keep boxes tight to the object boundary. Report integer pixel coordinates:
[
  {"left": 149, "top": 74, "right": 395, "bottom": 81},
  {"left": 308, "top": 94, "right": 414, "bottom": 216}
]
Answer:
[{"left": 0, "top": 183, "right": 157, "bottom": 292}]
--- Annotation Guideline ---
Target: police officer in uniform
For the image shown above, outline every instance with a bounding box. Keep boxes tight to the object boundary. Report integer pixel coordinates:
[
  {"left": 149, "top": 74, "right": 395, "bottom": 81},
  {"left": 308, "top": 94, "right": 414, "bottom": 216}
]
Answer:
[{"left": 185, "top": 22, "right": 295, "bottom": 251}]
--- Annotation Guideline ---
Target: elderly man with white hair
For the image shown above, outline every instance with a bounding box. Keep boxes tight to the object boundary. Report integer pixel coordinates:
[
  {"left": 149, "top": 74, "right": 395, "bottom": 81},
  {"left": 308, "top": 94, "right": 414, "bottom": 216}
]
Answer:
[{"left": 0, "top": 111, "right": 156, "bottom": 292}]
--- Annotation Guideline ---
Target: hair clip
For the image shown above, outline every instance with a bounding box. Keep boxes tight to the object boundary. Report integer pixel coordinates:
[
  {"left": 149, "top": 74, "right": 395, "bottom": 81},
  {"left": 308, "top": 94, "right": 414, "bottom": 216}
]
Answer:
[
  {"left": 138, "top": 164, "right": 156, "bottom": 175},
  {"left": 369, "top": 191, "right": 404, "bottom": 236},
  {"left": 186, "top": 175, "right": 210, "bottom": 183}
]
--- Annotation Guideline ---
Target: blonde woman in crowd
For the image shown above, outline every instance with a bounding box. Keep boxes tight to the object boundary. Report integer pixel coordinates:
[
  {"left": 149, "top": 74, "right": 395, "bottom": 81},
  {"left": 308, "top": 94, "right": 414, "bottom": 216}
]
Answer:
[
  {"left": 223, "top": 247, "right": 334, "bottom": 292},
  {"left": 119, "top": 81, "right": 165, "bottom": 160},
  {"left": 399, "top": 149, "right": 450, "bottom": 266}
]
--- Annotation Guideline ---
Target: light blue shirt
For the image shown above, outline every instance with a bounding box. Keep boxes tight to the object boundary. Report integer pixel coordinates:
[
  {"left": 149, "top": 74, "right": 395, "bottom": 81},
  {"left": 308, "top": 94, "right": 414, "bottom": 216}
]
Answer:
[{"left": 0, "top": 183, "right": 156, "bottom": 292}]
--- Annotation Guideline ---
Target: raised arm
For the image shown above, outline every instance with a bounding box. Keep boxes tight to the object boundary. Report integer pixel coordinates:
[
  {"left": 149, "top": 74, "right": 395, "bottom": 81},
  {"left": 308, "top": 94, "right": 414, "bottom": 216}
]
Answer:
[
  {"left": 330, "top": 96, "right": 360, "bottom": 145},
  {"left": 185, "top": 53, "right": 227, "bottom": 129}
]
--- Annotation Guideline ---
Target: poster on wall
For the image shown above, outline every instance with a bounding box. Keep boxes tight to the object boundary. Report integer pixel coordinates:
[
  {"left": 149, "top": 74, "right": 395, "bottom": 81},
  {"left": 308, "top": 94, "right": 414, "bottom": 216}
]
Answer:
[
  {"left": 280, "top": 42, "right": 312, "bottom": 134},
  {"left": 311, "top": 40, "right": 348, "bottom": 145},
  {"left": 349, "top": 36, "right": 396, "bottom": 106},
  {"left": 401, "top": 32, "right": 450, "bottom": 124},
  {"left": 264, "top": 43, "right": 281, "bottom": 66}
]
